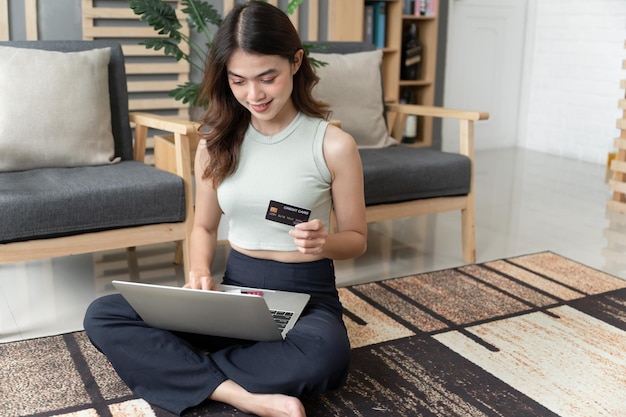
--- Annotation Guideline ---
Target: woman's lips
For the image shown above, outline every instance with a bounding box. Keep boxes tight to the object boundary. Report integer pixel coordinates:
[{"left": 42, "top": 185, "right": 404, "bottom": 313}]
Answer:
[{"left": 251, "top": 101, "right": 270, "bottom": 113}]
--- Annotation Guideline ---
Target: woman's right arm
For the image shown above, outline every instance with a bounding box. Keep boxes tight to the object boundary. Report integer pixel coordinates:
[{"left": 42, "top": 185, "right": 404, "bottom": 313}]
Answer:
[{"left": 186, "top": 141, "right": 223, "bottom": 290}]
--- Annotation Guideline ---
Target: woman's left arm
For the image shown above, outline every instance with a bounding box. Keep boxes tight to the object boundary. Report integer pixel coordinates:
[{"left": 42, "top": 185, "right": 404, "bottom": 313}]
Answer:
[{"left": 289, "top": 124, "right": 367, "bottom": 260}]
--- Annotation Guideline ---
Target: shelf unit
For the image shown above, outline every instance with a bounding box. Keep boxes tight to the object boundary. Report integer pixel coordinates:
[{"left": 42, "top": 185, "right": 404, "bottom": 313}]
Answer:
[
  {"left": 398, "top": 10, "right": 439, "bottom": 146},
  {"left": 358, "top": 1, "right": 441, "bottom": 146}
]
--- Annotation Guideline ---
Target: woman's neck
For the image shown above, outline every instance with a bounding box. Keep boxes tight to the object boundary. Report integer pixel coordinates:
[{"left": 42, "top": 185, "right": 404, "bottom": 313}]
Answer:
[{"left": 250, "top": 104, "right": 298, "bottom": 136}]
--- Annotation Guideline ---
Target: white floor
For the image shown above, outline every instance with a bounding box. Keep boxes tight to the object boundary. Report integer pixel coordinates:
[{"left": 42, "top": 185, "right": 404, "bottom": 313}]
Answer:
[{"left": 2, "top": 147, "right": 625, "bottom": 343}]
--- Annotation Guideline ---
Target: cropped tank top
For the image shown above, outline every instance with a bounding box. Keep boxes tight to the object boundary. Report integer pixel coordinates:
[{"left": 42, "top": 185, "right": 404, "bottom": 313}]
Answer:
[{"left": 217, "top": 112, "right": 332, "bottom": 251}]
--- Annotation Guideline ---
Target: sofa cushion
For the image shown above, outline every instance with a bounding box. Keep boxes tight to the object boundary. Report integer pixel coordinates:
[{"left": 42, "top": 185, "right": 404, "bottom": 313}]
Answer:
[
  {"left": 360, "top": 146, "right": 471, "bottom": 206},
  {"left": 0, "top": 46, "right": 118, "bottom": 172},
  {"left": 0, "top": 162, "right": 185, "bottom": 243},
  {"left": 309, "top": 49, "right": 396, "bottom": 149}
]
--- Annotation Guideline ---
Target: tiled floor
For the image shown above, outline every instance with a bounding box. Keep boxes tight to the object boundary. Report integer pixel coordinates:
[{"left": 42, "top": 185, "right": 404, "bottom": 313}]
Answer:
[{"left": 2, "top": 147, "right": 625, "bottom": 343}]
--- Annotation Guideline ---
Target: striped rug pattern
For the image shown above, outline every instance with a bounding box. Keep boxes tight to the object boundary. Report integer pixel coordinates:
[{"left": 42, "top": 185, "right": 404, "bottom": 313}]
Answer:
[{"left": 1, "top": 252, "right": 625, "bottom": 416}]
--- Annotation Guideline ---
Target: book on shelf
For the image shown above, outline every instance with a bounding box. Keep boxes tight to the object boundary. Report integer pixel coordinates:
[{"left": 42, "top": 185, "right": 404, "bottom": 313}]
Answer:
[
  {"left": 365, "top": 1, "right": 386, "bottom": 48},
  {"left": 364, "top": 3, "right": 374, "bottom": 45},
  {"left": 403, "top": 0, "right": 415, "bottom": 15},
  {"left": 415, "top": 0, "right": 437, "bottom": 16}
]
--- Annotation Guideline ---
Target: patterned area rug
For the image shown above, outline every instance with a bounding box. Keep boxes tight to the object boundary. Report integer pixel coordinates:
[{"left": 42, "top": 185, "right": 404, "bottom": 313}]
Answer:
[{"left": 2, "top": 252, "right": 626, "bottom": 417}]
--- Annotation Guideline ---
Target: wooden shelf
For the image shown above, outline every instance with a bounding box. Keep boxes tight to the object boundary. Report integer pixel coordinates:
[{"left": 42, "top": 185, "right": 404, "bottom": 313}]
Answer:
[
  {"left": 358, "top": 0, "right": 440, "bottom": 145},
  {"left": 402, "top": 14, "right": 437, "bottom": 20},
  {"left": 399, "top": 80, "right": 433, "bottom": 87}
]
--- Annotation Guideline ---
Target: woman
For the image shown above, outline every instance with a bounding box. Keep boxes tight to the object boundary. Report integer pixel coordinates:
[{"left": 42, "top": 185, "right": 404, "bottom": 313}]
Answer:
[{"left": 84, "top": 2, "right": 366, "bottom": 416}]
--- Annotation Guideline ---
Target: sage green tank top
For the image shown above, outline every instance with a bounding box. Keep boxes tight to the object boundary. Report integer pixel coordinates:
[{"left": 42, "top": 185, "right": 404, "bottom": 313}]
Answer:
[{"left": 217, "top": 112, "right": 332, "bottom": 251}]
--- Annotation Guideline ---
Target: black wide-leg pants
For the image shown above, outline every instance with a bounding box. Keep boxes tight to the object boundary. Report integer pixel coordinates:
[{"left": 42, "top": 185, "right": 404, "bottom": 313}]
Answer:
[{"left": 83, "top": 250, "right": 351, "bottom": 415}]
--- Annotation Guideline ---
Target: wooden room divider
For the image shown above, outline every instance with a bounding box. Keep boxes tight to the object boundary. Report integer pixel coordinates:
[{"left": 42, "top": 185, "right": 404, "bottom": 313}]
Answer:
[{"left": 0, "top": 0, "right": 39, "bottom": 40}]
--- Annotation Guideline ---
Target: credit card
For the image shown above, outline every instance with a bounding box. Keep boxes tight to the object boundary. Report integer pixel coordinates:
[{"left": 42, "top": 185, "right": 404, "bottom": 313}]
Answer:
[{"left": 265, "top": 200, "right": 311, "bottom": 226}]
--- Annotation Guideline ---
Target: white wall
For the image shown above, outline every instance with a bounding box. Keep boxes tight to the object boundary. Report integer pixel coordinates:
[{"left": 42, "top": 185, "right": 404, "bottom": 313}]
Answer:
[{"left": 520, "top": 0, "right": 626, "bottom": 165}]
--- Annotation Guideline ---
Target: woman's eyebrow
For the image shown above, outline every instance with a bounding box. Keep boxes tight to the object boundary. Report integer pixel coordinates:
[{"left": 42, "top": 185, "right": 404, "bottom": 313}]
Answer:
[{"left": 227, "top": 68, "right": 278, "bottom": 78}]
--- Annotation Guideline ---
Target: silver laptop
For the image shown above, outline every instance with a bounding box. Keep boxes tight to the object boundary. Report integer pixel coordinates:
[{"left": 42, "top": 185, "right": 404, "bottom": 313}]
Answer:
[{"left": 112, "top": 280, "right": 310, "bottom": 342}]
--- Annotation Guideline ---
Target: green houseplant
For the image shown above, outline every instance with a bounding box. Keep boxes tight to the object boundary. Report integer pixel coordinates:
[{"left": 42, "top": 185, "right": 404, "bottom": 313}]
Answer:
[{"left": 129, "top": 0, "right": 323, "bottom": 108}]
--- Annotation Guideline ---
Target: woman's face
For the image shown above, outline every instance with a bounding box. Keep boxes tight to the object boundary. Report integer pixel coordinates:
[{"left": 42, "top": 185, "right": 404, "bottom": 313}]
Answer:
[{"left": 226, "top": 48, "right": 302, "bottom": 132}]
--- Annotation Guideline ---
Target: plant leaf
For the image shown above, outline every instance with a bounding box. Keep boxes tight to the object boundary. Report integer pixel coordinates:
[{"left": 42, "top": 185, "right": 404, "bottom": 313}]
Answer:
[
  {"left": 308, "top": 56, "right": 328, "bottom": 69},
  {"left": 129, "top": 0, "right": 182, "bottom": 40},
  {"left": 181, "top": 0, "right": 222, "bottom": 33},
  {"left": 133, "top": 0, "right": 316, "bottom": 107},
  {"left": 140, "top": 38, "right": 187, "bottom": 61},
  {"left": 169, "top": 81, "right": 207, "bottom": 108},
  {"left": 286, "top": 0, "right": 304, "bottom": 15},
  {"left": 303, "top": 43, "right": 328, "bottom": 68}
]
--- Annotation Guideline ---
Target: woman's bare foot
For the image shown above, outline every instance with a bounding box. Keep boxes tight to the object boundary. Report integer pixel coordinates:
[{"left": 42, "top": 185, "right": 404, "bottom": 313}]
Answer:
[{"left": 210, "top": 380, "right": 306, "bottom": 417}]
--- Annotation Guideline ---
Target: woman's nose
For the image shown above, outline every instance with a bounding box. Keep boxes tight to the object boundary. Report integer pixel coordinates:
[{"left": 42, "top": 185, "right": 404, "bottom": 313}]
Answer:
[{"left": 248, "top": 82, "right": 265, "bottom": 101}]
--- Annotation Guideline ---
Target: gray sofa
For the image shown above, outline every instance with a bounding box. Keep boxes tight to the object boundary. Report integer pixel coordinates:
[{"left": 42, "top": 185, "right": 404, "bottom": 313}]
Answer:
[
  {"left": 0, "top": 40, "right": 195, "bottom": 276},
  {"left": 0, "top": 40, "right": 486, "bottom": 272},
  {"left": 310, "top": 42, "right": 488, "bottom": 263}
]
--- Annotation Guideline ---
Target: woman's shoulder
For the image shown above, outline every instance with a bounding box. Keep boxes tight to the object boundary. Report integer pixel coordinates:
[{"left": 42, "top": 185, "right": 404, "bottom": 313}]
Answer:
[{"left": 322, "top": 123, "right": 359, "bottom": 160}]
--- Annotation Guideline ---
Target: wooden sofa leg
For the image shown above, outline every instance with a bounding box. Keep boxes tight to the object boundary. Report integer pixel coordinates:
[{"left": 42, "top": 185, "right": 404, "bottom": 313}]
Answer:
[
  {"left": 174, "top": 241, "right": 183, "bottom": 264},
  {"left": 461, "top": 206, "right": 476, "bottom": 264}
]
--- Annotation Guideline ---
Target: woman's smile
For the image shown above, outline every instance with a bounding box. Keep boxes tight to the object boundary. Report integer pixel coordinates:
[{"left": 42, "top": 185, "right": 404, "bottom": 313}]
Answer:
[{"left": 250, "top": 101, "right": 271, "bottom": 113}]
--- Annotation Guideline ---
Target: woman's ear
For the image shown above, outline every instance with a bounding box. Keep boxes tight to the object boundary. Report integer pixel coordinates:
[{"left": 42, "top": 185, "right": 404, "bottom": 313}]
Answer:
[{"left": 292, "top": 49, "right": 304, "bottom": 74}]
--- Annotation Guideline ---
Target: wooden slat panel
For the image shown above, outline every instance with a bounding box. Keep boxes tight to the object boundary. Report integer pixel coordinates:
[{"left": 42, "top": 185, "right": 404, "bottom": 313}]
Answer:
[
  {"left": 0, "top": 0, "right": 8, "bottom": 40},
  {"left": 614, "top": 138, "right": 626, "bottom": 149},
  {"left": 122, "top": 44, "right": 190, "bottom": 56},
  {"left": 613, "top": 137, "right": 626, "bottom": 149},
  {"left": 129, "top": 98, "right": 188, "bottom": 111},
  {"left": 81, "top": 0, "right": 95, "bottom": 39},
  {"left": 82, "top": 7, "right": 137, "bottom": 19},
  {"left": 609, "top": 179, "right": 626, "bottom": 194},
  {"left": 125, "top": 62, "right": 188, "bottom": 75},
  {"left": 84, "top": 26, "right": 167, "bottom": 38},
  {"left": 308, "top": 0, "right": 319, "bottom": 41},
  {"left": 608, "top": 199, "right": 626, "bottom": 214},
  {"left": 610, "top": 159, "right": 626, "bottom": 174},
  {"left": 24, "top": 0, "right": 38, "bottom": 40},
  {"left": 290, "top": 7, "right": 299, "bottom": 32},
  {"left": 83, "top": 7, "right": 187, "bottom": 19},
  {"left": 82, "top": 0, "right": 194, "bottom": 155},
  {"left": 127, "top": 80, "right": 184, "bottom": 93}
]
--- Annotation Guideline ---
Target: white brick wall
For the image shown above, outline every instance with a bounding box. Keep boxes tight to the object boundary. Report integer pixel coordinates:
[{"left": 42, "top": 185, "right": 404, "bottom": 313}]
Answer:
[{"left": 520, "top": 0, "right": 626, "bottom": 164}]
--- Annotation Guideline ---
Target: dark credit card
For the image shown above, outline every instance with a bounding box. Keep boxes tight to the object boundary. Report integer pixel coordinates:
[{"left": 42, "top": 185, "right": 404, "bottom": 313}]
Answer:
[{"left": 265, "top": 200, "right": 311, "bottom": 226}]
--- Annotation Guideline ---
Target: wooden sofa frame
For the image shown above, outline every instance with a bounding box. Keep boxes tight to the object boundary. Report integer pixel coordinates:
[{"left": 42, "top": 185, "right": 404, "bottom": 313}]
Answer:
[
  {"left": 0, "top": 112, "right": 197, "bottom": 280},
  {"left": 376, "top": 103, "right": 488, "bottom": 263}
]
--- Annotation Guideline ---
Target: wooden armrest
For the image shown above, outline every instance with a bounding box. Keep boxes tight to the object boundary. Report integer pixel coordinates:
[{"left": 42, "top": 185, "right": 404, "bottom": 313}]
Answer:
[
  {"left": 385, "top": 103, "right": 489, "bottom": 157},
  {"left": 385, "top": 103, "right": 489, "bottom": 122},
  {"left": 129, "top": 112, "right": 199, "bottom": 163},
  {"left": 129, "top": 112, "right": 198, "bottom": 135}
]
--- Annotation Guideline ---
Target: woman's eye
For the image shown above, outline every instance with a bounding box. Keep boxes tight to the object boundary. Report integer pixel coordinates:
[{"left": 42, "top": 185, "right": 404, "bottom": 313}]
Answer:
[{"left": 261, "top": 78, "right": 276, "bottom": 84}]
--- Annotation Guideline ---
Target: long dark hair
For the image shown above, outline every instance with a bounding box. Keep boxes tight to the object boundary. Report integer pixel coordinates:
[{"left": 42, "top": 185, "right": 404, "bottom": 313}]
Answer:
[{"left": 198, "top": 0, "right": 329, "bottom": 185}]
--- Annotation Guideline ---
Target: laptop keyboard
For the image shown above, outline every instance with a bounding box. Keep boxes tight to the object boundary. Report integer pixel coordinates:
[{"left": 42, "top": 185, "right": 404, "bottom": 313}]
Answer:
[{"left": 270, "top": 310, "right": 294, "bottom": 331}]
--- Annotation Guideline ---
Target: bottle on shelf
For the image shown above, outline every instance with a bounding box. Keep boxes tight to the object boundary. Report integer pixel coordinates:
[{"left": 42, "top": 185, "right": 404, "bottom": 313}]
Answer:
[
  {"left": 401, "top": 89, "right": 419, "bottom": 144},
  {"left": 400, "top": 23, "right": 422, "bottom": 81},
  {"left": 402, "top": 114, "right": 418, "bottom": 144}
]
